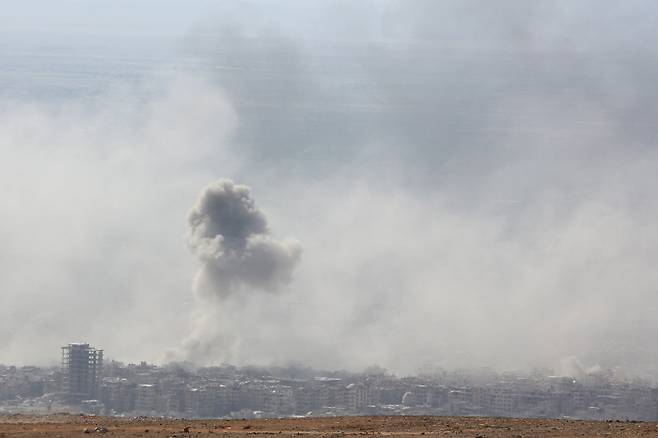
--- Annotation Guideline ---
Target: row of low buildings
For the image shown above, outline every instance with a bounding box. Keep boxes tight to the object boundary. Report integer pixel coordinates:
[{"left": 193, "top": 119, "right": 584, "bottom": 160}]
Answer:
[
  {"left": 0, "top": 366, "right": 59, "bottom": 401},
  {"left": 2, "top": 345, "right": 658, "bottom": 420},
  {"left": 96, "top": 373, "right": 371, "bottom": 417},
  {"left": 71, "top": 360, "right": 658, "bottom": 421}
]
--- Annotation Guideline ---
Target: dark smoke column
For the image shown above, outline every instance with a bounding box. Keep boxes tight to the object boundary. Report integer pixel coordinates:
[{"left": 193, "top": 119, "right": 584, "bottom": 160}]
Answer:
[{"left": 188, "top": 179, "right": 302, "bottom": 298}]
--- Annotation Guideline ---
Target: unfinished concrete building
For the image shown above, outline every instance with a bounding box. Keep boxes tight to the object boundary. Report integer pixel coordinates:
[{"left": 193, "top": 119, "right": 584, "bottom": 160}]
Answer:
[{"left": 61, "top": 343, "right": 103, "bottom": 403}]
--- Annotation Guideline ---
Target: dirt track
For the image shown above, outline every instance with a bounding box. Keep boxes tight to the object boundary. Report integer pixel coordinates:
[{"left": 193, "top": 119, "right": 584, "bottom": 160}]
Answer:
[{"left": 2, "top": 414, "right": 658, "bottom": 438}]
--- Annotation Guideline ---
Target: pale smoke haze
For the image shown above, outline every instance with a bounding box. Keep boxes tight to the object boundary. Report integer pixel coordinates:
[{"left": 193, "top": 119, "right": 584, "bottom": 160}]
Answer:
[
  {"left": 0, "top": 75, "right": 238, "bottom": 364},
  {"left": 0, "top": 0, "right": 658, "bottom": 377}
]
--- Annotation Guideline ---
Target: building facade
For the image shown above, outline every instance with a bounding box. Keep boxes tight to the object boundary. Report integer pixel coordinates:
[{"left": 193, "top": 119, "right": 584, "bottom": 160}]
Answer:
[{"left": 61, "top": 343, "right": 103, "bottom": 403}]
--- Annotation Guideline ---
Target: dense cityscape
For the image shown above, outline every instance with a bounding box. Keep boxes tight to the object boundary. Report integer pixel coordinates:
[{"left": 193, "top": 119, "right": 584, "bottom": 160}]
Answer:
[{"left": 1, "top": 343, "right": 658, "bottom": 421}]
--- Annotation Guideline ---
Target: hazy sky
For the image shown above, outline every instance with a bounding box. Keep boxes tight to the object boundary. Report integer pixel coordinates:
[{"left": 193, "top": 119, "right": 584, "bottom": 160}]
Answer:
[{"left": 1, "top": 0, "right": 658, "bottom": 377}]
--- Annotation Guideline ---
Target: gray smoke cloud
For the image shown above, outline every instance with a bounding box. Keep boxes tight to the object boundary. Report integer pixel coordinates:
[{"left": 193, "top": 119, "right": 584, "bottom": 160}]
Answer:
[
  {"left": 188, "top": 179, "right": 302, "bottom": 298},
  {"left": 182, "top": 179, "right": 301, "bottom": 363}
]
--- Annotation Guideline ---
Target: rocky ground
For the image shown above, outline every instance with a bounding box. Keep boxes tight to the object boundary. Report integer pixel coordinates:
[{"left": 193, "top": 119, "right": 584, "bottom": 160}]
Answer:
[{"left": 1, "top": 414, "right": 658, "bottom": 438}]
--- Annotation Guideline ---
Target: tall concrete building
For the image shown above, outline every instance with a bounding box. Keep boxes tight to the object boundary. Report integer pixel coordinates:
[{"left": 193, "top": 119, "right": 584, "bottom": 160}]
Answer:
[{"left": 61, "top": 343, "right": 103, "bottom": 403}]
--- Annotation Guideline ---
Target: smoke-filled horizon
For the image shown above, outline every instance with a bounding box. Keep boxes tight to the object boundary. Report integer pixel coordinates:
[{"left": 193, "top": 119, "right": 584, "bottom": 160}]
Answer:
[{"left": 1, "top": 0, "right": 658, "bottom": 378}]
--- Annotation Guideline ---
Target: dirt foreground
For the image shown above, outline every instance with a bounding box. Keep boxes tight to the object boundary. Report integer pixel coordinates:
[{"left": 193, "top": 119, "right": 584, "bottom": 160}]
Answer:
[{"left": 2, "top": 414, "right": 658, "bottom": 438}]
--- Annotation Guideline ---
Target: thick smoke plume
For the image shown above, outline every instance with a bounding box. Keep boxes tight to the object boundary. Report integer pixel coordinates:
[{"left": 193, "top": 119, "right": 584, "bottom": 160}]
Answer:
[
  {"left": 182, "top": 179, "right": 301, "bottom": 363},
  {"left": 188, "top": 179, "right": 302, "bottom": 298}
]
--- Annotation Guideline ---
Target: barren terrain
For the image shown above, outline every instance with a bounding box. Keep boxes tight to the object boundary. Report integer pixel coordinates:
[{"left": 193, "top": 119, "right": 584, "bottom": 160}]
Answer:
[{"left": 2, "top": 415, "right": 658, "bottom": 438}]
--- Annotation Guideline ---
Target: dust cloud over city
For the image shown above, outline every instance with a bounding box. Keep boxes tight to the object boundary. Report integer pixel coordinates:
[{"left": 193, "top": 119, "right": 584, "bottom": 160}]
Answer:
[{"left": 1, "top": 0, "right": 658, "bottom": 378}]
